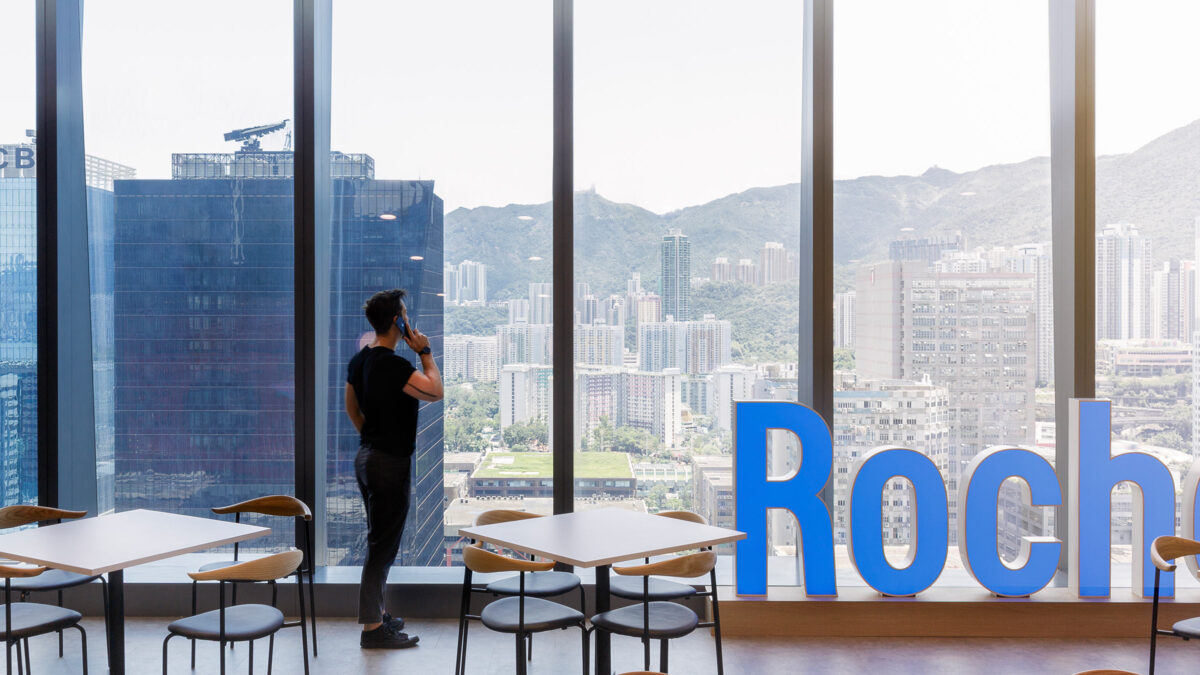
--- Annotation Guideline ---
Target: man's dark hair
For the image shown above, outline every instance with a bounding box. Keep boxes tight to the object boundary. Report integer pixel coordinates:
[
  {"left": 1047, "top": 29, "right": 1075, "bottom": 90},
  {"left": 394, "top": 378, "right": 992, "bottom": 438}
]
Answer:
[{"left": 364, "top": 289, "right": 408, "bottom": 334}]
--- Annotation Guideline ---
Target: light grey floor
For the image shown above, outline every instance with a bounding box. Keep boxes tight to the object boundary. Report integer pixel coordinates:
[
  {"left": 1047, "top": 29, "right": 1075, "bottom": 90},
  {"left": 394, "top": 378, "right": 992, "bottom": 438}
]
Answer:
[{"left": 10, "top": 615, "right": 1200, "bottom": 674}]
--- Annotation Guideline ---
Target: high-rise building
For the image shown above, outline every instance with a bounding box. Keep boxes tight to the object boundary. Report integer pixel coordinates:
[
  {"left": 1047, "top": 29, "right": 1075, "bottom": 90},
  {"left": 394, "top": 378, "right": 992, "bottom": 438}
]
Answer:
[
  {"left": 635, "top": 294, "right": 661, "bottom": 326},
  {"left": 638, "top": 315, "right": 731, "bottom": 375},
  {"left": 834, "top": 291, "right": 856, "bottom": 351},
  {"left": 529, "top": 282, "right": 553, "bottom": 324},
  {"left": 734, "top": 259, "right": 758, "bottom": 286},
  {"left": 711, "top": 257, "right": 732, "bottom": 283},
  {"left": 855, "top": 259, "right": 1037, "bottom": 489},
  {"left": 1010, "top": 243, "right": 1054, "bottom": 385},
  {"left": 445, "top": 335, "right": 499, "bottom": 382},
  {"left": 497, "top": 322, "right": 553, "bottom": 367},
  {"left": 456, "top": 260, "right": 487, "bottom": 304},
  {"left": 500, "top": 363, "right": 553, "bottom": 429},
  {"left": 1096, "top": 223, "right": 1153, "bottom": 341},
  {"left": 0, "top": 142, "right": 129, "bottom": 509},
  {"left": 574, "top": 322, "right": 623, "bottom": 367},
  {"left": 574, "top": 366, "right": 682, "bottom": 449},
  {"left": 660, "top": 229, "right": 691, "bottom": 322},
  {"left": 506, "top": 298, "right": 530, "bottom": 324},
  {"left": 889, "top": 232, "right": 964, "bottom": 264},
  {"left": 1152, "top": 259, "right": 1194, "bottom": 342},
  {"left": 113, "top": 149, "right": 444, "bottom": 566},
  {"left": 443, "top": 263, "right": 460, "bottom": 305},
  {"left": 759, "top": 242, "right": 793, "bottom": 285},
  {"left": 709, "top": 364, "right": 757, "bottom": 432}
]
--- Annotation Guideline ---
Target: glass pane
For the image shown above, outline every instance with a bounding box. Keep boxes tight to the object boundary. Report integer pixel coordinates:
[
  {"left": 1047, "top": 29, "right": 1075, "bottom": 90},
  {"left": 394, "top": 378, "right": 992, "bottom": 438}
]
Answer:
[
  {"left": 835, "top": 0, "right": 1052, "bottom": 587},
  {"left": 1096, "top": 0, "right": 1200, "bottom": 588},
  {"left": 576, "top": 0, "right": 804, "bottom": 583},
  {"left": 0, "top": 2, "right": 38, "bottom": 507},
  {"left": 328, "top": 1, "right": 551, "bottom": 567},
  {"left": 83, "top": 1, "right": 296, "bottom": 552}
]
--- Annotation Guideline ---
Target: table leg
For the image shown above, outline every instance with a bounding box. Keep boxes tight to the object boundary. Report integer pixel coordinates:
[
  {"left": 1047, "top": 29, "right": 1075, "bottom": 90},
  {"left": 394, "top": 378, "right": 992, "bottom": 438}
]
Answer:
[
  {"left": 595, "top": 564, "right": 610, "bottom": 675},
  {"left": 106, "top": 569, "right": 124, "bottom": 675}
]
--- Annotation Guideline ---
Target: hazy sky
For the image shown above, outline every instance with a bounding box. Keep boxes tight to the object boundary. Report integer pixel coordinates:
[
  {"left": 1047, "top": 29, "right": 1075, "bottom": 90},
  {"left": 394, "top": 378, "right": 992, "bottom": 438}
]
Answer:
[{"left": 2, "top": 0, "right": 1199, "bottom": 213}]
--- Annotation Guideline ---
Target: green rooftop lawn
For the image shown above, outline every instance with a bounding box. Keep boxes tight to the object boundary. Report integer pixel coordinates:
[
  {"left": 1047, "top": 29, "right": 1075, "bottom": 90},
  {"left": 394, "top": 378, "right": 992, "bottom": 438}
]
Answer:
[{"left": 474, "top": 451, "right": 631, "bottom": 479}]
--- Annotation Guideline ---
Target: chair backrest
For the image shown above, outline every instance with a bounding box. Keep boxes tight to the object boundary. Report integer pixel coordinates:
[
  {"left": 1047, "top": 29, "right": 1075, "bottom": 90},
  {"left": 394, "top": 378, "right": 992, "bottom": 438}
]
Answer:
[
  {"left": 614, "top": 550, "right": 716, "bottom": 579},
  {"left": 463, "top": 544, "right": 554, "bottom": 574},
  {"left": 188, "top": 548, "right": 303, "bottom": 582},
  {"left": 211, "top": 495, "right": 312, "bottom": 521},
  {"left": 1151, "top": 535, "right": 1200, "bottom": 573},
  {"left": 473, "top": 509, "right": 541, "bottom": 527},
  {"left": 0, "top": 505, "right": 86, "bottom": 530},
  {"left": 0, "top": 564, "right": 45, "bottom": 580},
  {"left": 655, "top": 510, "right": 707, "bottom": 526}
]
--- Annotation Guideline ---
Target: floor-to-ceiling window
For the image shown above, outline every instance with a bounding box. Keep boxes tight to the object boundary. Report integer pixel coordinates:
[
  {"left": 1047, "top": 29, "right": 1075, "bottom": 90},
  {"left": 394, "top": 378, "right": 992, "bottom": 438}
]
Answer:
[
  {"left": 82, "top": 0, "right": 296, "bottom": 551},
  {"left": 0, "top": 2, "right": 39, "bottom": 508}
]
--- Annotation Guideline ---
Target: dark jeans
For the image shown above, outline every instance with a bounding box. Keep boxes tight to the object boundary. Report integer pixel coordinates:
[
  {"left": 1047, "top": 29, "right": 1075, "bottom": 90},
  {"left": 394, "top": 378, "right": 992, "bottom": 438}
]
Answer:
[{"left": 354, "top": 444, "right": 412, "bottom": 624}]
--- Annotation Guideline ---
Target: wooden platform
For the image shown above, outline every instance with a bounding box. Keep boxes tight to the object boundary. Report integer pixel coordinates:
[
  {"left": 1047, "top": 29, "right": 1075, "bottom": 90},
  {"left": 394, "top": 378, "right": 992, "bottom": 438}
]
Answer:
[{"left": 717, "top": 586, "right": 1200, "bottom": 638}]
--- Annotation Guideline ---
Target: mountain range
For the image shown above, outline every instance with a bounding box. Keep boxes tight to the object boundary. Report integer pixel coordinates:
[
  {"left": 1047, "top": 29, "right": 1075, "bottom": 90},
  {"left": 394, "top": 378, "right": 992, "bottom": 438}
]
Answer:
[{"left": 445, "top": 119, "right": 1200, "bottom": 302}]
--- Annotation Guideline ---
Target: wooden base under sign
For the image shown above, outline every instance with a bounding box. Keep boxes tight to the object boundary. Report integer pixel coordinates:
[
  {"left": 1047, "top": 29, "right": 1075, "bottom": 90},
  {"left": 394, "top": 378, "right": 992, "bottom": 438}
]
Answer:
[{"left": 715, "top": 586, "right": 1200, "bottom": 638}]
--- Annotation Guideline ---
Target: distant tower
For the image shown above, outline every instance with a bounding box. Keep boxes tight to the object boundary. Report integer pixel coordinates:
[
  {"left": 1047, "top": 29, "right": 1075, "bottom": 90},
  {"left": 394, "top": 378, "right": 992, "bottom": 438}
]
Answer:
[{"left": 660, "top": 229, "right": 691, "bottom": 322}]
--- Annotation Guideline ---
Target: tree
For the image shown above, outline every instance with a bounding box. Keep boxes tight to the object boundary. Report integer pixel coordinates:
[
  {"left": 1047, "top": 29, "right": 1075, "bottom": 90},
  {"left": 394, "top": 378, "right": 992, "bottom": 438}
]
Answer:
[{"left": 503, "top": 422, "right": 548, "bottom": 450}]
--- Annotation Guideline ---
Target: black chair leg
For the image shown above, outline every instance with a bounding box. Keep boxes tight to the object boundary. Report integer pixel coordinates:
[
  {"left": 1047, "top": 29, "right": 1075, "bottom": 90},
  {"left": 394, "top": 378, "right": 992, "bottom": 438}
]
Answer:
[
  {"left": 580, "top": 625, "right": 589, "bottom": 675},
  {"left": 190, "top": 581, "right": 197, "bottom": 668},
  {"left": 526, "top": 632, "right": 533, "bottom": 661},
  {"left": 456, "top": 617, "right": 471, "bottom": 675},
  {"left": 75, "top": 624, "right": 88, "bottom": 675},
  {"left": 306, "top": 570, "right": 318, "bottom": 658},
  {"left": 162, "top": 634, "right": 174, "bottom": 675},
  {"left": 659, "top": 638, "right": 668, "bottom": 673},
  {"left": 267, "top": 635, "right": 274, "bottom": 675},
  {"left": 22, "top": 638, "right": 30, "bottom": 675},
  {"left": 514, "top": 632, "right": 527, "bottom": 675},
  {"left": 248, "top": 640, "right": 254, "bottom": 675},
  {"left": 57, "top": 589, "right": 64, "bottom": 657}
]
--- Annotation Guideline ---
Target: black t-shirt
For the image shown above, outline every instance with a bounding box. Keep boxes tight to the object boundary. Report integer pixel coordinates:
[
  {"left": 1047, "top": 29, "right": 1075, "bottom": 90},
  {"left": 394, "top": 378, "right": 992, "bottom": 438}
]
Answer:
[{"left": 346, "top": 346, "right": 419, "bottom": 456}]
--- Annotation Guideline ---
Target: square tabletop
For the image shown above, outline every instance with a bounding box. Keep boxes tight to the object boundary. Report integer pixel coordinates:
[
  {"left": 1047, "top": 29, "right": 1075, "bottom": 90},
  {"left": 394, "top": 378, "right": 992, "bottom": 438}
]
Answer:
[
  {"left": 459, "top": 507, "right": 746, "bottom": 568},
  {"left": 0, "top": 509, "right": 270, "bottom": 576}
]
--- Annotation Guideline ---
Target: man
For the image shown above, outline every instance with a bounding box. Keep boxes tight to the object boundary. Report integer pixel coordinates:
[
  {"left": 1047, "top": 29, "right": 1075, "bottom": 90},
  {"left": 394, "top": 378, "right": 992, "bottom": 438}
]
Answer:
[{"left": 345, "top": 289, "right": 443, "bottom": 649}]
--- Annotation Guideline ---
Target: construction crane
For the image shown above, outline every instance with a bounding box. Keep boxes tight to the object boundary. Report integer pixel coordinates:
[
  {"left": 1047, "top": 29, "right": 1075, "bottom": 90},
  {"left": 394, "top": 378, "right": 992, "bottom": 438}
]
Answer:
[{"left": 223, "top": 120, "right": 289, "bottom": 152}]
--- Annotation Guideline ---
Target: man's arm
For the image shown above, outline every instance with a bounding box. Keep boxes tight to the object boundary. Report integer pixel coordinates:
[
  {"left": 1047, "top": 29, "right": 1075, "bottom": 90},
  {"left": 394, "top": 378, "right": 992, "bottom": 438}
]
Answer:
[
  {"left": 401, "top": 329, "right": 444, "bottom": 402},
  {"left": 345, "top": 382, "right": 365, "bottom": 432}
]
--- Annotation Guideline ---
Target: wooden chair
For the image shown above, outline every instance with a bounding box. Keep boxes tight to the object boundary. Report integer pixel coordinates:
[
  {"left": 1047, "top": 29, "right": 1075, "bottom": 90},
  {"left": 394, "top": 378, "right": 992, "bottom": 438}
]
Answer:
[
  {"left": 456, "top": 544, "right": 588, "bottom": 675},
  {"left": 456, "top": 509, "right": 584, "bottom": 673},
  {"left": 0, "top": 563, "right": 88, "bottom": 675},
  {"left": 607, "top": 511, "right": 724, "bottom": 674},
  {"left": 0, "top": 505, "right": 108, "bottom": 665},
  {"left": 592, "top": 550, "right": 719, "bottom": 675},
  {"left": 165, "top": 549, "right": 308, "bottom": 675},
  {"left": 191, "top": 496, "right": 318, "bottom": 664},
  {"left": 1148, "top": 535, "right": 1200, "bottom": 674}
]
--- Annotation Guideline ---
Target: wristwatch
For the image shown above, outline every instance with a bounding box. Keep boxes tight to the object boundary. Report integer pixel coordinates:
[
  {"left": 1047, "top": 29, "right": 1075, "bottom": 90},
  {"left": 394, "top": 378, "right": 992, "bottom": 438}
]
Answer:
[{"left": 418, "top": 346, "right": 431, "bottom": 355}]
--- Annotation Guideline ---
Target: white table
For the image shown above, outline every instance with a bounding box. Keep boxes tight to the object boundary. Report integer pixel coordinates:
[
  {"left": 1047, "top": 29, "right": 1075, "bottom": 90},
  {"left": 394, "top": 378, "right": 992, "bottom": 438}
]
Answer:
[
  {"left": 460, "top": 507, "right": 746, "bottom": 674},
  {"left": 0, "top": 509, "right": 269, "bottom": 674}
]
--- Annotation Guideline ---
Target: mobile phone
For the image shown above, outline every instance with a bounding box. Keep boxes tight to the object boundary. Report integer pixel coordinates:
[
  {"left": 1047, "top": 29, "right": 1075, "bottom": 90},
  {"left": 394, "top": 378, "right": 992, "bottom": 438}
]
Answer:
[{"left": 397, "top": 316, "right": 412, "bottom": 338}]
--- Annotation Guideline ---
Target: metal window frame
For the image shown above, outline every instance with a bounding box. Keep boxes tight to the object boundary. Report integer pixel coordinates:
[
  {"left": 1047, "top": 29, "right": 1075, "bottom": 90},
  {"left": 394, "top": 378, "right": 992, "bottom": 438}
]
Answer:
[{"left": 552, "top": 0, "right": 575, "bottom": 517}]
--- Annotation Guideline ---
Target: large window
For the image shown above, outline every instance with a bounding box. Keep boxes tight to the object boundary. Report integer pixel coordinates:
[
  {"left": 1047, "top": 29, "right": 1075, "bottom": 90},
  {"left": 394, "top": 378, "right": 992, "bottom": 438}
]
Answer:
[
  {"left": 575, "top": 0, "right": 804, "bottom": 583},
  {"left": 1095, "top": 0, "right": 1200, "bottom": 588},
  {"left": 834, "top": 0, "right": 1053, "bottom": 586},
  {"left": 327, "top": 0, "right": 552, "bottom": 567},
  {"left": 82, "top": 1, "right": 296, "bottom": 550},
  {"left": 0, "top": 2, "right": 38, "bottom": 507}
]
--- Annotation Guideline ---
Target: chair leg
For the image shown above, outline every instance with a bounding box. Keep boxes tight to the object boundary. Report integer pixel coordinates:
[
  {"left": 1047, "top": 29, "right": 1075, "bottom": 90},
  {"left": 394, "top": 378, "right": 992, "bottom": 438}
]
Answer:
[
  {"left": 526, "top": 632, "right": 533, "bottom": 661},
  {"left": 711, "top": 597, "right": 724, "bottom": 675},
  {"left": 514, "top": 632, "right": 527, "bottom": 675},
  {"left": 659, "top": 638, "right": 668, "bottom": 673},
  {"left": 75, "top": 624, "right": 88, "bottom": 675},
  {"left": 22, "top": 638, "right": 29, "bottom": 675},
  {"left": 162, "top": 634, "right": 174, "bottom": 675},
  {"left": 307, "top": 570, "right": 318, "bottom": 658},
  {"left": 190, "top": 581, "right": 197, "bottom": 668},
  {"left": 580, "top": 625, "right": 589, "bottom": 675},
  {"left": 57, "top": 590, "right": 64, "bottom": 658},
  {"left": 248, "top": 640, "right": 254, "bottom": 675},
  {"left": 456, "top": 617, "right": 471, "bottom": 675},
  {"left": 267, "top": 635, "right": 274, "bottom": 675}
]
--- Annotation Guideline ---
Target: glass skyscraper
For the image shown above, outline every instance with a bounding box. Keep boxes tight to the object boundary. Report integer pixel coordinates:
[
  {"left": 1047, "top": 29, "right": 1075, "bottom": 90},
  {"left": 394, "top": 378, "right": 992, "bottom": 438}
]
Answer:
[{"left": 111, "top": 149, "right": 443, "bottom": 563}]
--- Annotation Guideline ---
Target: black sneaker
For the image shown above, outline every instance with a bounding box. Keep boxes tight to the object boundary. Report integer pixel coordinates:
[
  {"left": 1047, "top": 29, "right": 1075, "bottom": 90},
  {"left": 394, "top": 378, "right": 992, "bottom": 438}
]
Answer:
[
  {"left": 360, "top": 623, "right": 420, "bottom": 649},
  {"left": 382, "top": 612, "right": 405, "bottom": 632}
]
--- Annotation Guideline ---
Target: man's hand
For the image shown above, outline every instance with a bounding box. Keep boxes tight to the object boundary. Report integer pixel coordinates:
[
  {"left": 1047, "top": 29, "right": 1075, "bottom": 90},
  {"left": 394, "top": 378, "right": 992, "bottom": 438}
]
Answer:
[{"left": 404, "top": 327, "right": 431, "bottom": 354}]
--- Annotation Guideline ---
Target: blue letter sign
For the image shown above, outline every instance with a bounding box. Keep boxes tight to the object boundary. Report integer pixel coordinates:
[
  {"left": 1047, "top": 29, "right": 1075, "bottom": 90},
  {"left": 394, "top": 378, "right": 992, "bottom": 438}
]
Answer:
[{"left": 734, "top": 400, "right": 836, "bottom": 597}]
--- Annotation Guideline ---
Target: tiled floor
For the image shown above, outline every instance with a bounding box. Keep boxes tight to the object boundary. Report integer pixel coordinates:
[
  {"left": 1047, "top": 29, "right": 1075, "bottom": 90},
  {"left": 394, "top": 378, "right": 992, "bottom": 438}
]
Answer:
[{"left": 11, "top": 615, "right": 1200, "bottom": 674}]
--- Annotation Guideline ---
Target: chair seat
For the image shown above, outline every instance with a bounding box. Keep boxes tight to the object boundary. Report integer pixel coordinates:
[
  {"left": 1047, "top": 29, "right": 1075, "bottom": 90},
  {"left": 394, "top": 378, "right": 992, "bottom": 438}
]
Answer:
[
  {"left": 609, "top": 576, "right": 697, "bottom": 601},
  {"left": 0, "top": 602, "right": 82, "bottom": 640},
  {"left": 196, "top": 560, "right": 244, "bottom": 574},
  {"left": 485, "top": 571, "right": 581, "bottom": 598},
  {"left": 1173, "top": 616, "right": 1200, "bottom": 639},
  {"left": 168, "top": 604, "right": 285, "bottom": 642},
  {"left": 591, "top": 602, "right": 699, "bottom": 640},
  {"left": 479, "top": 597, "right": 584, "bottom": 633},
  {"left": 7, "top": 568, "right": 101, "bottom": 593}
]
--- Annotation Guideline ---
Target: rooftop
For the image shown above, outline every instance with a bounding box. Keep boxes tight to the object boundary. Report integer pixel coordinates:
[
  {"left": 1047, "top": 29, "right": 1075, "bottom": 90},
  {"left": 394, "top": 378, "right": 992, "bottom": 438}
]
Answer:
[{"left": 474, "top": 451, "right": 632, "bottom": 479}]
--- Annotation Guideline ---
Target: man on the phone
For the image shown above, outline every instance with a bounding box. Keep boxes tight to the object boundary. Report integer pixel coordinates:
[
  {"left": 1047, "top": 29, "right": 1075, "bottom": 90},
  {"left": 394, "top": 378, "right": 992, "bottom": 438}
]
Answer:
[{"left": 344, "top": 288, "right": 443, "bottom": 649}]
